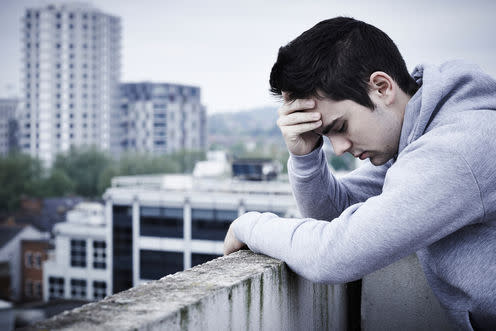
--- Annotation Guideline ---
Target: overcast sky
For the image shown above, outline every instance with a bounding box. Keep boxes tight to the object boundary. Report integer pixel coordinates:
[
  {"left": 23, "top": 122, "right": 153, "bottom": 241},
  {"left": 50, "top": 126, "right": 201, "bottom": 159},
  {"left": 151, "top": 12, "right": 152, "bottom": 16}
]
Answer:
[{"left": 1, "top": 0, "right": 495, "bottom": 113}]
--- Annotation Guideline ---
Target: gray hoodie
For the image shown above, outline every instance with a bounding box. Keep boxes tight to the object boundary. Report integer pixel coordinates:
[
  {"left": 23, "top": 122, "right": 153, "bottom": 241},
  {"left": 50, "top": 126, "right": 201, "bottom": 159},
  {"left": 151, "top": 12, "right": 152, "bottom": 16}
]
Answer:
[{"left": 232, "top": 61, "right": 496, "bottom": 330}]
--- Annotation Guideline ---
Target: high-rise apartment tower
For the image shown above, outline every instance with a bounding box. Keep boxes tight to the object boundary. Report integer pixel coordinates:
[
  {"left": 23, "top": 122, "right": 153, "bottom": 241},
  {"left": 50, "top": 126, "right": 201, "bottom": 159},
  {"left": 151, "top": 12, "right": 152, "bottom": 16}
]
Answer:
[{"left": 19, "top": 3, "right": 121, "bottom": 166}]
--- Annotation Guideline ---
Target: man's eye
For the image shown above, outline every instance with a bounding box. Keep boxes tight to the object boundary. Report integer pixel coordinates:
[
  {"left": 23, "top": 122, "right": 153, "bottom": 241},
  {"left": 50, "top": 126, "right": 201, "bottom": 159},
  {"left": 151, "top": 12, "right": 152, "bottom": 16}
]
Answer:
[{"left": 337, "top": 122, "right": 346, "bottom": 133}]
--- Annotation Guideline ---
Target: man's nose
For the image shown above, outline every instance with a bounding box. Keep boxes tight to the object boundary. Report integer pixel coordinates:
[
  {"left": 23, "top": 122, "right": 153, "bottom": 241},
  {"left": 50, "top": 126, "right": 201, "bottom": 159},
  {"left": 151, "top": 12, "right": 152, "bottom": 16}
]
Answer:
[{"left": 329, "top": 135, "right": 352, "bottom": 156}]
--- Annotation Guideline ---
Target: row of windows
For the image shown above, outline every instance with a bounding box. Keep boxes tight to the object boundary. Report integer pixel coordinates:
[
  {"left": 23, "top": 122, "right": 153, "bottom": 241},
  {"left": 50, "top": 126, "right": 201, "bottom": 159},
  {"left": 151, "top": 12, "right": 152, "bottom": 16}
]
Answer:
[
  {"left": 26, "top": 40, "right": 98, "bottom": 48},
  {"left": 26, "top": 72, "right": 94, "bottom": 80},
  {"left": 70, "top": 239, "right": 107, "bottom": 269},
  {"left": 48, "top": 277, "right": 107, "bottom": 300},
  {"left": 25, "top": 51, "right": 104, "bottom": 62},
  {"left": 26, "top": 11, "right": 98, "bottom": 20},
  {"left": 22, "top": 133, "right": 98, "bottom": 141},
  {"left": 138, "top": 208, "right": 238, "bottom": 241},
  {"left": 26, "top": 20, "right": 117, "bottom": 31}
]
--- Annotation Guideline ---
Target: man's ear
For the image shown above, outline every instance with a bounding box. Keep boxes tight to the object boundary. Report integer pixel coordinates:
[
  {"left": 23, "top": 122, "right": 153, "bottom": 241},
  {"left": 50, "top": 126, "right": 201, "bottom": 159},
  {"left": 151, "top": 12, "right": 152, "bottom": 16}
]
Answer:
[{"left": 368, "top": 71, "right": 395, "bottom": 106}]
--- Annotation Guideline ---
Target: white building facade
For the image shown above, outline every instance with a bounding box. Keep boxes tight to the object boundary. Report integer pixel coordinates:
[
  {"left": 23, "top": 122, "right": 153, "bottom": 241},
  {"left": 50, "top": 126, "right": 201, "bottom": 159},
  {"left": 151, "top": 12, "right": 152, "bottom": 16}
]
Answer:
[
  {"left": 43, "top": 203, "right": 111, "bottom": 302},
  {"left": 104, "top": 174, "right": 297, "bottom": 294},
  {"left": 118, "top": 83, "right": 207, "bottom": 155},
  {"left": 0, "top": 99, "right": 19, "bottom": 156},
  {"left": 19, "top": 3, "right": 121, "bottom": 166}
]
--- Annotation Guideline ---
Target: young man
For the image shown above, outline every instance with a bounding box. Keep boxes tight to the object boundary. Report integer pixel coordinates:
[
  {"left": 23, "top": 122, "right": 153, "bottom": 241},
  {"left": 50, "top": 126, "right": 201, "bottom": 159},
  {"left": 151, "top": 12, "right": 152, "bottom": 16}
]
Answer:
[{"left": 223, "top": 17, "right": 496, "bottom": 329}]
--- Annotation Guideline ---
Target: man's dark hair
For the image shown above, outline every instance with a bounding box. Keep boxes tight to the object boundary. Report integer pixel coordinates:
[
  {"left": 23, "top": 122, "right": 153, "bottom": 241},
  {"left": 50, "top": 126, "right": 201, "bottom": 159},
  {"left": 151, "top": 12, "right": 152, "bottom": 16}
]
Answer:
[{"left": 269, "top": 17, "right": 419, "bottom": 109}]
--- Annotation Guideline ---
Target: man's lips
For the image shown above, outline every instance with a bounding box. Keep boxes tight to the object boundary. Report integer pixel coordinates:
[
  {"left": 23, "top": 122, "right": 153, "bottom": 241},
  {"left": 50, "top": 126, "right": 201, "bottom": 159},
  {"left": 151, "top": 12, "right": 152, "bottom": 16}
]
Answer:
[{"left": 357, "top": 152, "right": 370, "bottom": 160}]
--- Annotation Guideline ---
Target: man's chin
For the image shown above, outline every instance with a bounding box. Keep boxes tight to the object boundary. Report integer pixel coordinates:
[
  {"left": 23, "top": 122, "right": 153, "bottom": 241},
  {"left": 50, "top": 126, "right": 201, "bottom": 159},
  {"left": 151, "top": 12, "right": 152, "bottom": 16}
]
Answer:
[{"left": 369, "top": 155, "right": 389, "bottom": 166}]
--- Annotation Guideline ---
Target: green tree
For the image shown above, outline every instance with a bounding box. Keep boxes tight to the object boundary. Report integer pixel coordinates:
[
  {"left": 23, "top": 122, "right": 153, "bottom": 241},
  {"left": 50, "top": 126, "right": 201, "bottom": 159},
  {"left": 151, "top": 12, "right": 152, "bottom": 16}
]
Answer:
[
  {"left": 117, "top": 152, "right": 181, "bottom": 175},
  {"left": 0, "top": 153, "right": 46, "bottom": 212},
  {"left": 168, "top": 150, "right": 206, "bottom": 173},
  {"left": 52, "top": 146, "right": 111, "bottom": 197},
  {"left": 97, "top": 165, "right": 119, "bottom": 195},
  {"left": 44, "top": 169, "right": 75, "bottom": 196}
]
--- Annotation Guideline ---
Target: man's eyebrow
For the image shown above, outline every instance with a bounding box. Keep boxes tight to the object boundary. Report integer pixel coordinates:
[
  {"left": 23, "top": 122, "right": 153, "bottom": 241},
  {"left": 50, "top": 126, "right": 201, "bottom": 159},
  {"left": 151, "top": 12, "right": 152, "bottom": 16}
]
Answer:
[{"left": 317, "top": 117, "right": 341, "bottom": 136}]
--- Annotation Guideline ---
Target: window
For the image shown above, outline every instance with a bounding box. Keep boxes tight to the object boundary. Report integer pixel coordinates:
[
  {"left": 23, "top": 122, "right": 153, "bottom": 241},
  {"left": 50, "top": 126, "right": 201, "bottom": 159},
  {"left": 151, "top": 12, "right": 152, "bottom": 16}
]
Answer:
[
  {"left": 34, "top": 252, "right": 42, "bottom": 269},
  {"left": 25, "top": 279, "right": 32, "bottom": 297},
  {"left": 191, "top": 209, "right": 238, "bottom": 240},
  {"left": 70, "top": 239, "right": 86, "bottom": 267},
  {"left": 93, "top": 241, "right": 106, "bottom": 269},
  {"left": 93, "top": 281, "right": 106, "bottom": 300},
  {"left": 113, "top": 205, "right": 133, "bottom": 294},
  {"left": 140, "top": 250, "right": 183, "bottom": 279},
  {"left": 140, "top": 207, "right": 183, "bottom": 238},
  {"left": 70, "top": 279, "right": 86, "bottom": 299},
  {"left": 49, "top": 277, "right": 64, "bottom": 299},
  {"left": 33, "top": 281, "right": 42, "bottom": 298},
  {"left": 191, "top": 253, "right": 221, "bottom": 267},
  {"left": 25, "top": 251, "right": 32, "bottom": 268}
]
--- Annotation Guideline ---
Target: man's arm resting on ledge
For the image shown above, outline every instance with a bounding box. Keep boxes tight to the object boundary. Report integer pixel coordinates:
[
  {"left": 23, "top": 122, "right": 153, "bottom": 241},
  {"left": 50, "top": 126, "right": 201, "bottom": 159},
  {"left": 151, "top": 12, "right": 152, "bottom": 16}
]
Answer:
[{"left": 223, "top": 144, "right": 484, "bottom": 284}]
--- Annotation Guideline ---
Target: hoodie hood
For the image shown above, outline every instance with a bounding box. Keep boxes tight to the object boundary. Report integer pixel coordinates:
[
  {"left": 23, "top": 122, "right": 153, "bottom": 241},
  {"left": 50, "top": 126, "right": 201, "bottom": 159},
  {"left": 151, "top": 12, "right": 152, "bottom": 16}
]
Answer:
[{"left": 398, "top": 60, "right": 496, "bottom": 155}]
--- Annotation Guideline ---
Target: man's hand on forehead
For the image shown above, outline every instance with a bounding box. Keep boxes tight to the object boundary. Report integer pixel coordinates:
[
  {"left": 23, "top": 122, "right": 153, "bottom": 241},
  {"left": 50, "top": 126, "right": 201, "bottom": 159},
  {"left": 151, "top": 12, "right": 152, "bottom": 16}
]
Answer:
[{"left": 277, "top": 92, "right": 322, "bottom": 156}]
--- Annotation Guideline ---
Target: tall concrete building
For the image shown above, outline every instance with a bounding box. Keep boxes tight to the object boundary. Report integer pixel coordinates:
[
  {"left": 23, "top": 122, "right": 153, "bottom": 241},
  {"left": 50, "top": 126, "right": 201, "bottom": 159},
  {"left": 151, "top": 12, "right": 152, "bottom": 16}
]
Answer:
[
  {"left": 0, "top": 99, "right": 19, "bottom": 156},
  {"left": 19, "top": 3, "right": 121, "bottom": 166},
  {"left": 118, "top": 83, "right": 207, "bottom": 155}
]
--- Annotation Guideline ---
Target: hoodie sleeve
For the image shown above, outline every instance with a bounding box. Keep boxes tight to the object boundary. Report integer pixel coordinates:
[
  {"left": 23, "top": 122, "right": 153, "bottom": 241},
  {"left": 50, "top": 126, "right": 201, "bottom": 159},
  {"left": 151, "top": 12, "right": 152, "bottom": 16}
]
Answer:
[
  {"left": 288, "top": 141, "right": 391, "bottom": 221},
  {"left": 233, "top": 142, "right": 484, "bottom": 283}
]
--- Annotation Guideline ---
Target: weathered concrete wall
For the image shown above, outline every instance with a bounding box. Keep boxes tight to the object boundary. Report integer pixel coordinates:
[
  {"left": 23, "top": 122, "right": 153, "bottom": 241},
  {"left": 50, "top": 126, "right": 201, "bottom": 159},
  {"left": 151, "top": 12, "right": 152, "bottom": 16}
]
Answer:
[
  {"left": 22, "top": 251, "right": 347, "bottom": 331},
  {"left": 361, "top": 253, "right": 452, "bottom": 331}
]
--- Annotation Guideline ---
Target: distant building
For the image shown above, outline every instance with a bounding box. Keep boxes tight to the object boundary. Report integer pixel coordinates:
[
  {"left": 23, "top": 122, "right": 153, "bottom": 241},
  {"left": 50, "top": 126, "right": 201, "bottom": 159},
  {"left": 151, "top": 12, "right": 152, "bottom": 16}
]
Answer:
[
  {"left": 19, "top": 3, "right": 121, "bottom": 166},
  {"left": 0, "top": 99, "right": 19, "bottom": 156},
  {"left": 232, "top": 158, "right": 282, "bottom": 181},
  {"left": 43, "top": 202, "right": 110, "bottom": 302},
  {"left": 21, "top": 239, "right": 50, "bottom": 302},
  {"left": 105, "top": 173, "right": 298, "bottom": 295},
  {"left": 0, "top": 225, "right": 46, "bottom": 302},
  {"left": 118, "top": 83, "right": 207, "bottom": 155}
]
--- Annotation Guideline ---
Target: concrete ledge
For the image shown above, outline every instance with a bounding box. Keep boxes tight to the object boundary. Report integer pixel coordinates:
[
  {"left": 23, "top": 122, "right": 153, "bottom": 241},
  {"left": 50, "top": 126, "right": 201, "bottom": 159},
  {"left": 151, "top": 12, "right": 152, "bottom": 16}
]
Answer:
[{"left": 22, "top": 251, "right": 347, "bottom": 330}]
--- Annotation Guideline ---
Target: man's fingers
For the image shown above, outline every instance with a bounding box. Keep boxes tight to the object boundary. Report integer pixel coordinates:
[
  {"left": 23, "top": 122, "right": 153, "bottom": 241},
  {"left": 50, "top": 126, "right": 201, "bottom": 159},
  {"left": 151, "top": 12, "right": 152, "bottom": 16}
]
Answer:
[
  {"left": 277, "top": 111, "right": 321, "bottom": 127},
  {"left": 278, "top": 98, "right": 315, "bottom": 116},
  {"left": 282, "top": 120, "right": 322, "bottom": 137}
]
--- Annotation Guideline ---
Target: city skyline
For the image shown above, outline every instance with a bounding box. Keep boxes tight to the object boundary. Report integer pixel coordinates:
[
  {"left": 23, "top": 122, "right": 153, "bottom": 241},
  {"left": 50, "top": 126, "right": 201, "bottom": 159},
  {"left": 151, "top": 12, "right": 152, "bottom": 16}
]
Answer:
[{"left": 1, "top": 0, "right": 496, "bottom": 113}]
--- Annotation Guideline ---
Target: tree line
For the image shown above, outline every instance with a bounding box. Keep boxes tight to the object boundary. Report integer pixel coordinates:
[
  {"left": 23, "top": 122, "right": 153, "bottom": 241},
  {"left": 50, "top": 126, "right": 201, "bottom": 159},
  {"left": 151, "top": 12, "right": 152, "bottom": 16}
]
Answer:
[{"left": 0, "top": 147, "right": 205, "bottom": 212}]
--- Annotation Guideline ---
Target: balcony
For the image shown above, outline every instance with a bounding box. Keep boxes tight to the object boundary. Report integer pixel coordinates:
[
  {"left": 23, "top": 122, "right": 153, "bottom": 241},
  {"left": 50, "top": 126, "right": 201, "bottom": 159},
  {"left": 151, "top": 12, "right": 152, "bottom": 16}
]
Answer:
[{"left": 21, "top": 251, "right": 452, "bottom": 330}]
